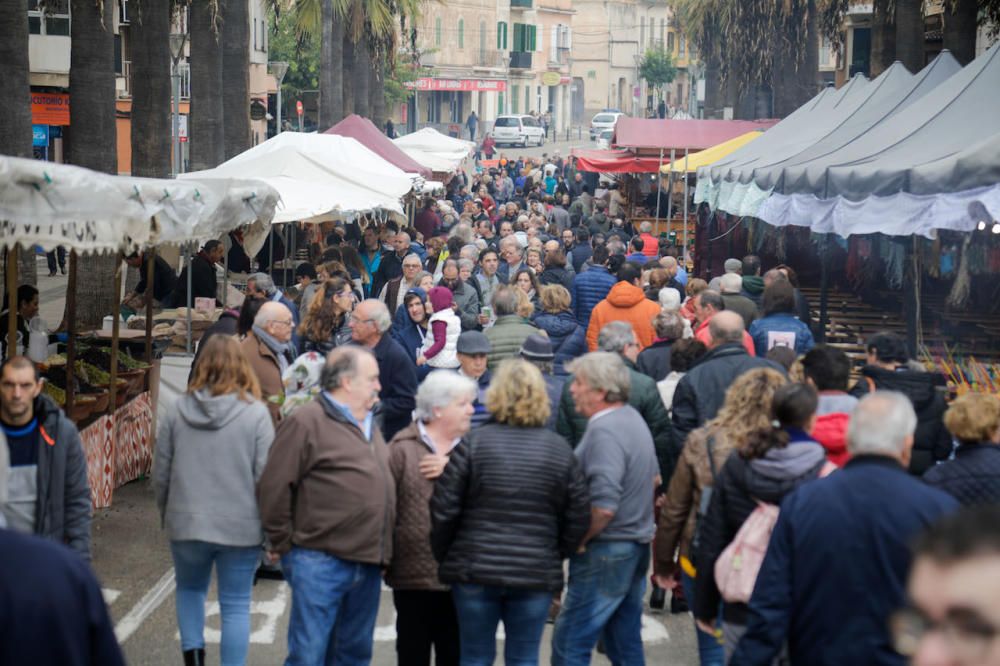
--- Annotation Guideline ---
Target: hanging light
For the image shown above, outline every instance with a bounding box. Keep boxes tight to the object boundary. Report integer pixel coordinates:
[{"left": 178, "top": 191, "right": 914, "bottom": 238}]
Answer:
[
  {"left": 992, "top": 222, "right": 1000, "bottom": 234},
  {"left": 978, "top": 220, "right": 988, "bottom": 231}
]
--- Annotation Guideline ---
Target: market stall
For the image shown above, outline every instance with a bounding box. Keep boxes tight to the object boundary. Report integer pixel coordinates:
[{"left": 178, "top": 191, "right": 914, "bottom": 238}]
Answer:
[
  {"left": 0, "top": 154, "right": 279, "bottom": 508},
  {"left": 392, "top": 127, "right": 475, "bottom": 179},
  {"left": 324, "top": 114, "right": 432, "bottom": 179}
]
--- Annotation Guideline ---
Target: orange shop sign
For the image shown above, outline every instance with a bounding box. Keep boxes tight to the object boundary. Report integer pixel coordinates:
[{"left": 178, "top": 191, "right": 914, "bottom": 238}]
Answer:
[{"left": 31, "top": 92, "right": 70, "bottom": 126}]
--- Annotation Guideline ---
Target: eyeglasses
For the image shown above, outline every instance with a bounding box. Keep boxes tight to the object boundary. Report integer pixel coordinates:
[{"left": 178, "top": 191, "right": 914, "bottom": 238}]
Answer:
[
  {"left": 334, "top": 290, "right": 355, "bottom": 300},
  {"left": 890, "top": 606, "right": 1000, "bottom": 662},
  {"left": 273, "top": 319, "right": 295, "bottom": 328},
  {"left": 350, "top": 314, "right": 374, "bottom": 325}
]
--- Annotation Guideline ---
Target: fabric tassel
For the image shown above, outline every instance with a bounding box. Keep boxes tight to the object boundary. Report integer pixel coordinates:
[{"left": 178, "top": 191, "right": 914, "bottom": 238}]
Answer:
[{"left": 947, "top": 236, "right": 973, "bottom": 309}]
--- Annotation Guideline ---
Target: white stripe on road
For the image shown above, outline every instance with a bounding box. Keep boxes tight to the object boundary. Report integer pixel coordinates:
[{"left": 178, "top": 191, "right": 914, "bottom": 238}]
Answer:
[
  {"left": 102, "top": 588, "right": 121, "bottom": 605},
  {"left": 186, "top": 582, "right": 290, "bottom": 645},
  {"left": 115, "top": 570, "right": 176, "bottom": 644}
]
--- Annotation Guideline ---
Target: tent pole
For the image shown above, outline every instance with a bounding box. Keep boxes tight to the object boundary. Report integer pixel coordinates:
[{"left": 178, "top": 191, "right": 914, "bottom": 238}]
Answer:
[
  {"left": 654, "top": 148, "right": 664, "bottom": 233},
  {"left": 145, "top": 246, "right": 155, "bottom": 363},
  {"left": 185, "top": 242, "right": 193, "bottom": 355},
  {"left": 268, "top": 226, "right": 275, "bottom": 281},
  {"left": 66, "top": 251, "right": 78, "bottom": 411},
  {"left": 903, "top": 237, "right": 919, "bottom": 358},
  {"left": 682, "top": 147, "right": 690, "bottom": 265},
  {"left": 666, "top": 149, "right": 676, "bottom": 230},
  {"left": 108, "top": 251, "right": 123, "bottom": 415},
  {"left": 5, "top": 245, "right": 17, "bottom": 359},
  {"left": 222, "top": 235, "right": 230, "bottom": 309},
  {"left": 819, "top": 233, "right": 830, "bottom": 344}
]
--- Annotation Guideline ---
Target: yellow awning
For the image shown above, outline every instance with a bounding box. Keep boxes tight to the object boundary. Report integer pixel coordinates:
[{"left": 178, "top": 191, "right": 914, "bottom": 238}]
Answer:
[{"left": 663, "top": 131, "right": 763, "bottom": 173}]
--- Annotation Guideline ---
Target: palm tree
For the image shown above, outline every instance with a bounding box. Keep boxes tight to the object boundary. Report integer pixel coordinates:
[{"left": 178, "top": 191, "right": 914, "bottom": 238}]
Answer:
[
  {"left": 190, "top": 0, "right": 225, "bottom": 170},
  {"left": 894, "top": 0, "right": 924, "bottom": 73},
  {"left": 320, "top": 0, "right": 344, "bottom": 126},
  {"left": 130, "top": 0, "right": 172, "bottom": 178},
  {"left": 69, "top": 0, "right": 120, "bottom": 327},
  {"left": 342, "top": 32, "right": 355, "bottom": 114},
  {"left": 944, "top": 0, "right": 979, "bottom": 65},
  {"left": 352, "top": 32, "right": 371, "bottom": 117},
  {"left": 223, "top": 0, "right": 251, "bottom": 158}
]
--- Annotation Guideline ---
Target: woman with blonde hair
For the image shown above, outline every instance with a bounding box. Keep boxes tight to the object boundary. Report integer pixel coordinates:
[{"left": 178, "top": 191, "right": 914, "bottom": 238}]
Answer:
[
  {"left": 431, "top": 359, "right": 590, "bottom": 666},
  {"left": 153, "top": 335, "right": 275, "bottom": 666},
  {"left": 924, "top": 391, "right": 1000, "bottom": 505},
  {"left": 300, "top": 277, "right": 354, "bottom": 355},
  {"left": 653, "top": 367, "right": 786, "bottom": 665}
]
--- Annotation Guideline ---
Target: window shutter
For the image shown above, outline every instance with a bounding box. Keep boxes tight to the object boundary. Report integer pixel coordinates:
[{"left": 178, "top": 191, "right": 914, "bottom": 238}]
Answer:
[
  {"left": 527, "top": 24, "right": 536, "bottom": 51},
  {"left": 513, "top": 23, "right": 524, "bottom": 52},
  {"left": 550, "top": 25, "right": 558, "bottom": 61},
  {"left": 458, "top": 18, "right": 464, "bottom": 48}
]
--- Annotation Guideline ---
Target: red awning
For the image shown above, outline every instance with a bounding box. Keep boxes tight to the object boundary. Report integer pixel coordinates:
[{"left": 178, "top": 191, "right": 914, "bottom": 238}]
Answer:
[
  {"left": 570, "top": 148, "right": 668, "bottom": 174},
  {"left": 612, "top": 118, "right": 779, "bottom": 155},
  {"left": 323, "top": 114, "right": 432, "bottom": 178}
]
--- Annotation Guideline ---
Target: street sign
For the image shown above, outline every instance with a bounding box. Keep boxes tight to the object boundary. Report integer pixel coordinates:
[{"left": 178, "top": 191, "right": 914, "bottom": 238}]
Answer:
[
  {"left": 32, "top": 124, "right": 49, "bottom": 147},
  {"left": 541, "top": 71, "right": 561, "bottom": 86},
  {"left": 296, "top": 100, "right": 303, "bottom": 116}
]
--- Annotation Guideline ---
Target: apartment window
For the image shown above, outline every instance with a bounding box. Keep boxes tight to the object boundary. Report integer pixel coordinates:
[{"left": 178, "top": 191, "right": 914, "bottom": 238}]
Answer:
[
  {"left": 512, "top": 23, "right": 536, "bottom": 51},
  {"left": 28, "top": 0, "right": 69, "bottom": 35},
  {"left": 512, "top": 85, "right": 519, "bottom": 113},
  {"left": 660, "top": 19, "right": 665, "bottom": 46},
  {"left": 639, "top": 16, "right": 645, "bottom": 49},
  {"left": 253, "top": 18, "right": 258, "bottom": 50},
  {"left": 435, "top": 17, "right": 442, "bottom": 46},
  {"left": 480, "top": 21, "right": 486, "bottom": 61},
  {"left": 668, "top": 32, "right": 675, "bottom": 53},
  {"left": 679, "top": 35, "right": 686, "bottom": 57},
  {"left": 497, "top": 21, "right": 508, "bottom": 49},
  {"left": 458, "top": 18, "right": 464, "bottom": 48},
  {"left": 819, "top": 35, "right": 833, "bottom": 67},
  {"left": 498, "top": 92, "right": 505, "bottom": 114}
]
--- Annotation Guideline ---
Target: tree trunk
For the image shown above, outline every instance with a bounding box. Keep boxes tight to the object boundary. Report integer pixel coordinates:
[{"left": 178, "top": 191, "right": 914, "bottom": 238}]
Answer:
[
  {"left": 130, "top": 0, "right": 172, "bottom": 177},
  {"left": 870, "top": 0, "right": 896, "bottom": 77},
  {"left": 943, "top": 0, "right": 978, "bottom": 65},
  {"left": 69, "top": 0, "right": 119, "bottom": 328},
  {"left": 0, "top": 0, "right": 31, "bottom": 159},
  {"left": 319, "top": 0, "right": 345, "bottom": 127},
  {"left": 352, "top": 38, "right": 370, "bottom": 117},
  {"left": 894, "top": 0, "right": 924, "bottom": 73},
  {"left": 342, "top": 34, "right": 355, "bottom": 116},
  {"left": 190, "top": 0, "right": 225, "bottom": 170},
  {"left": 222, "top": 0, "right": 251, "bottom": 159},
  {"left": 370, "top": 57, "right": 386, "bottom": 129},
  {"left": 703, "top": 38, "right": 723, "bottom": 119}
]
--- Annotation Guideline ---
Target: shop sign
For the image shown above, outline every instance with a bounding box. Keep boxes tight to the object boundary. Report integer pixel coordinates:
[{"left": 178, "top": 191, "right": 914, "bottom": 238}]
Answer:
[
  {"left": 32, "top": 124, "right": 49, "bottom": 147},
  {"left": 31, "top": 92, "right": 70, "bottom": 126},
  {"left": 541, "top": 71, "right": 561, "bottom": 86},
  {"left": 405, "top": 78, "right": 508, "bottom": 92}
]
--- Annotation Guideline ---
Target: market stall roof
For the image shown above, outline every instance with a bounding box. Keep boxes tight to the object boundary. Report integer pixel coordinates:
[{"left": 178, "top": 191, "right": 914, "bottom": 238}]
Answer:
[
  {"left": 570, "top": 148, "right": 668, "bottom": 174},
  {"left": 323, "top": 114, "right": 432, "bottom": 178},
  {"left": 182, "top": 131, "right": 413, "bottom": 222},
  {"left": 611, "top": 118, "right": 779, "bottom": 155},
  {"left": 663, "top": 132, "right": 763, "bottom": 173},
  {"left": 392, "top": 128, "right": 475, "bottom": 173},
  {"left": 0, "top": 155, "right": 278, "bottom": 253}
]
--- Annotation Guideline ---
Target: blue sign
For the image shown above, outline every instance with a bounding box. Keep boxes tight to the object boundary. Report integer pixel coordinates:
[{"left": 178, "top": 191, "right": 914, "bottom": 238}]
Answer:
[{"left": 32, "top": 124, "right": 49, "bottom": 147}]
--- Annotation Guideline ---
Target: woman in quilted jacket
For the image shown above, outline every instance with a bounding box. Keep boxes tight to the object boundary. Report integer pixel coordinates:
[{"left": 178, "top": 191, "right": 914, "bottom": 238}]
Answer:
[
  {"left": 653, "top": 368, "right": 786, "bottom": 666},
  {"left": 531, "top": 285, "right": 585, "bottom": 376},
  {"left": 298, "top": 277, "right": 354, "bottom": 355},
  {"left": 694, "top": 381, "right": 829, "bottom": 659}
]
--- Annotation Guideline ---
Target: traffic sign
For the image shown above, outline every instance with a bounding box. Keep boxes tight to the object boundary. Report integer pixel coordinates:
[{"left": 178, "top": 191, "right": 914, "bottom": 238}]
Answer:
[{"left": 296, "top": 100, "right": 303, "bottom": 116}]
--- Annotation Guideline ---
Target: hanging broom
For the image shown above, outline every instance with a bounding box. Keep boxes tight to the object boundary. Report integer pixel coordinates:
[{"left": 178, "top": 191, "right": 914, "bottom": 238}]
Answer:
[{"left": 947, "top": 235, "right": 973, "bottom": 309}]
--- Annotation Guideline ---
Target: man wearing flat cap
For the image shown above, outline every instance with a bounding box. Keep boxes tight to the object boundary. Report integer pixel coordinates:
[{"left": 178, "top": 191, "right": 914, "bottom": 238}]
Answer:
[
  {"left": 519, "top": 334, "right": 564, "bottom": 431},
  {"left": 456, "top": 331, "right": 492, "bottom": 429}
]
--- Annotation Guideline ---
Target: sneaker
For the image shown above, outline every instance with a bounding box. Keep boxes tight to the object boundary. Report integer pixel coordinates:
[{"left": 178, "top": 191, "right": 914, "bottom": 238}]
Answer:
[
  {"left": 649, "top": 585, "right": 666, "bottom": 611},
  {"left": 48, "top": 272, "right": 56, "bottom": 277}
]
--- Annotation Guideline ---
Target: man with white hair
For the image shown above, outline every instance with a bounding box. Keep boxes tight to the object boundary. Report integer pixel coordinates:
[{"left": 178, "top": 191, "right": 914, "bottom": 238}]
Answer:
[
  {"left": 638, "top": 221, "right": 658, "bottom": 259},
  {"left": 350, "top": 299, "right": 418, "bottom": 441},
  {"left": 732, "top": 392, "right": 958, "bottom": 665},
  {"left": 708, "top": 257, "right": 743, "bottom": 292},
  {"left": 718, "top": 271, "right": 759, "bottom": 328},
  {"left": 247, "top": 271, "right": 300, "bottom": 341},
  {"left": 378, "top": 252, "right": 423, "bottom": 316},
  {"left": 496, "top": 235, "right": 525, "bottom": 283},
  {"left": 242, "top": 301, "right": 296, "bottom": 424},
  {"left": 372, "top": 231, "right": 415, "bottom": 298}
]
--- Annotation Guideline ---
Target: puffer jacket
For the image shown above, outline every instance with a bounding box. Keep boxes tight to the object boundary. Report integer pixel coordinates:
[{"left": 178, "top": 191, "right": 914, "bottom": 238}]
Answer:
[
  {"left": 636, "top": 339, "right": 674, "bottom": 382},
  {"left": 539, "top": 266, "right": 575, "bottom": 295},
  {"left": 484, "top": 315, "right": 539, "bottom": 371},
  {"left": 533, "top": 310, "right": 586, "bottom": 376},
  {"left": 923, "top": 443, "right": 1000, "bottom": 506},
  {"left": 585, "top": 281, "right": 661, "bottom": 351},
  {"left": 811, "top": 392, "right": 859, "bottom": 466},
  {"left": 654, "top": 426, "right": 735, "bottom": 578},
  {"left": 430, "top": 422, "right": 591, "bottom": 591},
  {"left": 749, "top": 312, "right": 815, "bottom": 357},
  {"left": 558, "top": 357, "right": 679, "bottom": 486},
  {"left": 386, "top": 423, "right": 448, "bottom": 591},
  {"left": 850, "top": 365, "right": 951, "bottom": 475},
  {"left": 694, "top": 435, "right": 827, "bottom": 625},
  {"left": 572, "top": 265, "right": 616, "bottom": 329}
]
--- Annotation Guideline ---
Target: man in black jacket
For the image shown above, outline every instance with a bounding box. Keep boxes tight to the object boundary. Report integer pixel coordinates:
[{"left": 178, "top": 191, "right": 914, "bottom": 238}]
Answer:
[
  {"left": 672, "top": 311, "right": 784, "bottom": 445},
  {"left": 124, "top": 250, "right": 177, "bottom": 308},
  {"left": 171, "top": 240, "right": 224, "bottom": 307},
  {"left": 0, "top": 357, "right": 91, "bottom": 561}
]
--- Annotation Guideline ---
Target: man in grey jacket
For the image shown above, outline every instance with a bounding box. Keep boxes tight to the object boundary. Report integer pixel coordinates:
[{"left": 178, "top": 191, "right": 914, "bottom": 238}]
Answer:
[{"left": 0, "top": 356, "right": 91, "bottom": 561}]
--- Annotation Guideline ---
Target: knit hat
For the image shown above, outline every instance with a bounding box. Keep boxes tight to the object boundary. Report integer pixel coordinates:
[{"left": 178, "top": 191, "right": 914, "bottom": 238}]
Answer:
[
  {"left": 519, "top": 334, "right": 555, "bottom": 361},
  {"left": 724, "top": 258, "right": 743, "bottom": 274},
  {"left": 428, "top": 286, "right": 453, "bottom": 313},
  {"left": 457, "top": 331, "right": 491, "bottom": 355}
]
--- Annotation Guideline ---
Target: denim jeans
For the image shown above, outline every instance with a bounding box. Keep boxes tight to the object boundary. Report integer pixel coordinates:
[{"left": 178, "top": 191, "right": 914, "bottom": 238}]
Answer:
[
  {"left": 681, "top": 572, "right": 724, "bottom": 666},
  {"left": 551, "top": 540, "right": 650, "bottom": 666},
  {"left": 451, "top": 583, "right": 553, "bottom": 666},
  {"left": 281, "top": 547, "right": 382, "bottom": 666},
  {"left": 170, "top": 540, "right": 260, "bottom": 666}
]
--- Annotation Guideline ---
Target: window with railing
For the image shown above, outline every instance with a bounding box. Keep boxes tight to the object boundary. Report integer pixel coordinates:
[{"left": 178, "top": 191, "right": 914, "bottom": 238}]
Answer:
[{"left": 28, "top": 0, "right": 70, "bottom": 35}]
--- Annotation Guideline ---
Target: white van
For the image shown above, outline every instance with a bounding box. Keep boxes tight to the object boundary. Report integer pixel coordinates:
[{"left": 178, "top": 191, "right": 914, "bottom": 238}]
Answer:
[{"left": 492, "top": 115, "right": 546, "bottom": 147}]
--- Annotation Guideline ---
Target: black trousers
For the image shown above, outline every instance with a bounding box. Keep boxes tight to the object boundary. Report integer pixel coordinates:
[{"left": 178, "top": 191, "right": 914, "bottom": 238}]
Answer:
[
  {"left": 393, "top": 589, "right": 460, "bottom": 666},
  {"left": 46, "top": 246, "right": 66, "bottom": 274}
]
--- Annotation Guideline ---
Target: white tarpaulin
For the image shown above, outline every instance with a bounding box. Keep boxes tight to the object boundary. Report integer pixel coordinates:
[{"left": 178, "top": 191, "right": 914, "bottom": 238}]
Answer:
[
  {"left": 393, "top": 128, "right": 475, "bottom": 174},
  {"left": 0, "top": 155, "right": 279, "bottom": 252},
  {"left": 182, "top": 132, "right": 413, "bottom": 223}
]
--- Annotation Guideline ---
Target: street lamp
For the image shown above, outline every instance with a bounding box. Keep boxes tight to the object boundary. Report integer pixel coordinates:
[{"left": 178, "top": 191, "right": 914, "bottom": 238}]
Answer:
[
  {"left": 268, "top": 61, "right": 289, "bottom": 136},
  {"left": 169, "top": 32, "right": 188, "bottom": 176}
]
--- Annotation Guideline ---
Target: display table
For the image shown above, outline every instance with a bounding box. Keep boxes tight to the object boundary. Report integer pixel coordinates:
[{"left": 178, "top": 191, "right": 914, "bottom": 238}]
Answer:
[{"left": 81, "top": 392, "right": 155, "bottom": 509}]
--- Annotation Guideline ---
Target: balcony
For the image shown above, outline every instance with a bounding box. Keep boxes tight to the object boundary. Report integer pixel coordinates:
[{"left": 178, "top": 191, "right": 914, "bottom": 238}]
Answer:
[
  {"left": 509, "top": 51, "right": 532, "bottom": 70},
  {"left": 510, "top": 0, "right": 532, "bottom": 8},
  {"left": 476, "top": 50, "right": 507, "bottom": 68}
]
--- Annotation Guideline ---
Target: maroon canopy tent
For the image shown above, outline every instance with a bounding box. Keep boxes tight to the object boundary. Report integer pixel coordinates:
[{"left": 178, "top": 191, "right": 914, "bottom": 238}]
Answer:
[
  {"left": 612, "top": 118, "right": 779, "bottom": 156},
  {"left": 323, "top": 114, "right": 432, "bottom": 179}
]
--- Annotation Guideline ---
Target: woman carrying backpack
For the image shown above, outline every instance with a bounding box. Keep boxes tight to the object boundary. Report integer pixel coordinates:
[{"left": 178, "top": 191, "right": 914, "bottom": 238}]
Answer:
[
  {"left": 693, "top": 382, "right": 829, "bottom": 659},
  {"left": 653, "top": 368, "right": 786, "bottom": 666}
]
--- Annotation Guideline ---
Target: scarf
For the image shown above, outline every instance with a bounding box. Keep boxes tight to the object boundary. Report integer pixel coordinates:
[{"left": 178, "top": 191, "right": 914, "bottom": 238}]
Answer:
[{"left": 253, "top": 324, "right": 294, "bottom": 374}]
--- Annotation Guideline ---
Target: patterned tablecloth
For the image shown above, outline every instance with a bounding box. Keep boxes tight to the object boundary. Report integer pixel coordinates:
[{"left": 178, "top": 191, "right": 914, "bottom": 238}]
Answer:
[{"left": 80, "top": 392, "right": 155, "bottom": 509}]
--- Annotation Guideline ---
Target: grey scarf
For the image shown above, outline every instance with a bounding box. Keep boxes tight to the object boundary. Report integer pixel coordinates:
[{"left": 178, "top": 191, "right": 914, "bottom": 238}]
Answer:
[{"left": 253, "top": 324, "right": 294, "bottom": 374}]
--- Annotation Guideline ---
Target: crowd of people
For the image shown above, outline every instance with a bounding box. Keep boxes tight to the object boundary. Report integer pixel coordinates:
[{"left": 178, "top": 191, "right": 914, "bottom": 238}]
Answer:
[{"left": 2, "top": 152, "right": 1000, "bottom": 666}]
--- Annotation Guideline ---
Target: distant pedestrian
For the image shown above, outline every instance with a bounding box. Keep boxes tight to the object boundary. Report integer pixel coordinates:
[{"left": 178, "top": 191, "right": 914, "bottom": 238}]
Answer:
[
  {"left": 385, "top": 118, "right": 397, "bottom": 138},
  {"left": 467, "top": 111, "right": 479, "bottom": 142},
  {"left": 155, "top": 335, "right": 274, "bottom": 666},
  {"left": 258, "top": 346, "right": 395, "bottom": 666}
]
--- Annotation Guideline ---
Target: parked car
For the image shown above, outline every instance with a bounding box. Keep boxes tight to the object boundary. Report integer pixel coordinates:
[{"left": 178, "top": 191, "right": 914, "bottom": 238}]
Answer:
[
  {"left": 596, "top": 128, "right": 615, "bottom": 149},
  {"left": 590, "top": 111, "right": 624, "bottom": 140},
  {"left": 492, "top": 115, "right": 546, "bottom": 147}
]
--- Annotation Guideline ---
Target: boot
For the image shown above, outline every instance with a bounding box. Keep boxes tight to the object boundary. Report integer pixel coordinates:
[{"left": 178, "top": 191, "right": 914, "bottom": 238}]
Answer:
[
  {"left": 183, "top": 648, "right": 205, "bottom": 666},
  {"left": 649, "top": 584, "right": 666, "bottom": 611}
]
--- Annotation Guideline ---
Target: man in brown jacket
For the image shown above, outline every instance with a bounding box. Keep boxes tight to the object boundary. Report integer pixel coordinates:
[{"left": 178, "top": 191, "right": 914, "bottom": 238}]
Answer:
[
  {"left": 240, "top": 301, "right": 295, "bottom": 425},
  {"left": 257, "top": 345, "right": 396, "bottom": 665}
]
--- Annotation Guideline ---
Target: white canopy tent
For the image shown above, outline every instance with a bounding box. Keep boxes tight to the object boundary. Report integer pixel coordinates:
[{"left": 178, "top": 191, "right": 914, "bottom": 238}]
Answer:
[
  {"left": 182, "top": 131, "right": 413, "bottom": 223},
  {"left": 393, "top": 128, "right": 475, "bottom": 174}
]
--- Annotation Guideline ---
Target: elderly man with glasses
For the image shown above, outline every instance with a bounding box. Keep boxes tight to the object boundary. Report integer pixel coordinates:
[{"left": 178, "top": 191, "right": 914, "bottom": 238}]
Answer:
[
  {"left": 241, "top": 301, "right": 296, "bottom": 425},
  {"left": 350, "top": 299, "right": 418, "bottom": 441},
  {"left": 378, "top": 253, "right": 424, "bottom": 317}
]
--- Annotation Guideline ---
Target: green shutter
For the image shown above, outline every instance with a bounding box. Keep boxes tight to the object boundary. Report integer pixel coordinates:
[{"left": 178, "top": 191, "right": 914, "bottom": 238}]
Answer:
[
  {"left": 513, "top": 23, "right": 524, "bottom": 52},
  {"left": 512, "top": 85, "right": 519, "bottom": 113},
  {"left": 435, "top": 17, "right": 442, "bottom": 46},
  {"left": 497, "top": 21, "right": 508, "bottom": 50},
  {"left": 527, "top": 24, "right": 536, "bottom": 51},
  {"left": 498, "top": 92, "right": 505, "bottom": 114}
]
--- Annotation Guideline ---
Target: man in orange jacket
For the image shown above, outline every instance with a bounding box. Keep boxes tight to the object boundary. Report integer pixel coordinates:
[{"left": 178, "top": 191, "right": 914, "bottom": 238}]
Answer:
[{"left": 586, "top": 262, "right": 661, "bottom": 351}]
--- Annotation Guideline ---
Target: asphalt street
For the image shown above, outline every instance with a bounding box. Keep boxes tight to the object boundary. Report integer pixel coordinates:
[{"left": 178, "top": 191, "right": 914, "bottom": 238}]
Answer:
[{"left": 92, "top": 479, "right": 702, "bottom": 665}]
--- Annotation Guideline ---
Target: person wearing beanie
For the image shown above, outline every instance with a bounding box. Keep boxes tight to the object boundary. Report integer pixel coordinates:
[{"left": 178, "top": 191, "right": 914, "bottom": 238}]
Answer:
[
  {"left": 418, "top": 286, "right": 462, "bottom": 371},
  {"left": 519, "top": 334, "right": 563, "bottom": 431}
]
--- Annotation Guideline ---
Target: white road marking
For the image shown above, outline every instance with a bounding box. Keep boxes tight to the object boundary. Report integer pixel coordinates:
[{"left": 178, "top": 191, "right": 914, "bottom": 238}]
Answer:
[
  {"left": 115, "top": 570, "right": 177, "bottom": 644},
  {"left": 102, "top": 588, "right": 121, "bottom": 605},
  {"left": 175, "top": 583, "right": 290, "bottom": 645}
]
